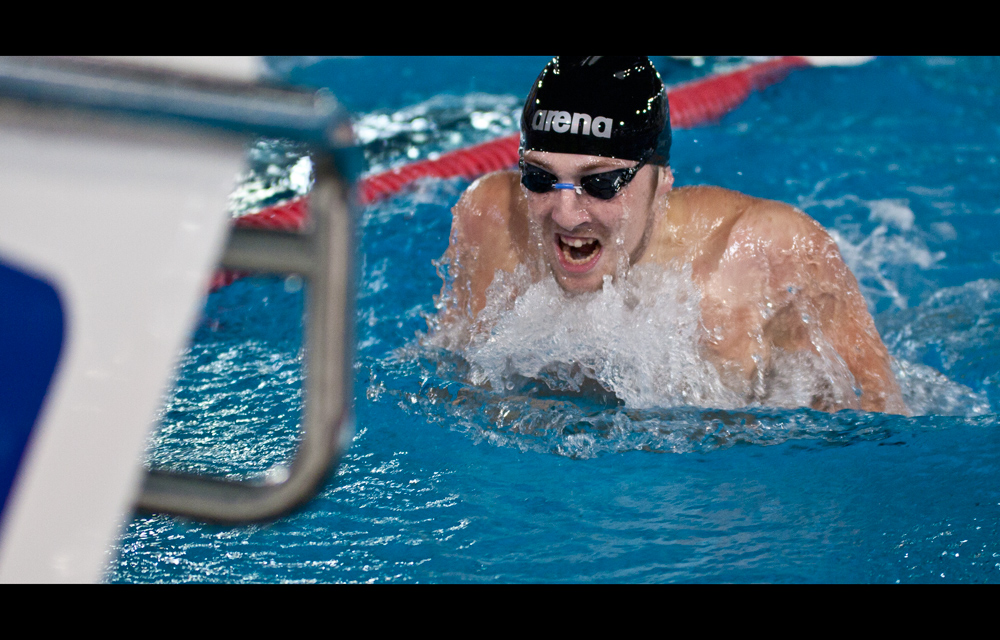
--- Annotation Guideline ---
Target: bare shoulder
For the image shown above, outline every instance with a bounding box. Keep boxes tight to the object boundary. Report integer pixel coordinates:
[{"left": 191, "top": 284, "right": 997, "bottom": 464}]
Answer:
[
  {"left": 451, "top": 170, "right": 522, "bottom": 244},
  {"left": 738, "top": 193, "right": 830, "bottom": 249},
  {"left": 729, "top": 191, "right": 846, "bottom": 287},
  {"left": 657, "top": 186, "right": 831, "bottom": 270},
  {"left": 681, "top": 186, "right": 835, "bottom": 258},
  {"left": 455, "top": 169, "right": 519, "bottom": 206}
]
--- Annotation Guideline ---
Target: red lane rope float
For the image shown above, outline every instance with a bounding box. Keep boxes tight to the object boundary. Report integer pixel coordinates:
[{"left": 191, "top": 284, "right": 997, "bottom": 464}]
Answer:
[
  {"left": 213, "top": 56, "right": 815, "bottom": 291},
  {"left": 667, "top": 56, "right": 809, "bottom": 128},
  {"left": 358, "top": 135, "right": 521, "bottom": 205},
  {"left": 234, "top": 195, "right": 308, "bottom": 232}
]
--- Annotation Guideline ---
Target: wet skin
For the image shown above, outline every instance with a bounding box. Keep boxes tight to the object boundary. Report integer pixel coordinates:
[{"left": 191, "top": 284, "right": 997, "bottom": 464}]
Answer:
[{"left": 439, "top": 150, "right": 908, "bottom": 415}]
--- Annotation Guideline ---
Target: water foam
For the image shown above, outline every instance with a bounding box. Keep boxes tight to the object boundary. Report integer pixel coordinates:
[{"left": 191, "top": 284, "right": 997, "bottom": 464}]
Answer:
[
  {"left": 881, "top": 279, "right": 1000, "bottom": 415},
  {"left": 462, "top": 264, "right": 738, "bottom": 410},
  {"left": 353, "top": 93, "right": 521, "bottom": 175},
  {"left": 427, "top": 260, "right": 903, "bottom": 415}
]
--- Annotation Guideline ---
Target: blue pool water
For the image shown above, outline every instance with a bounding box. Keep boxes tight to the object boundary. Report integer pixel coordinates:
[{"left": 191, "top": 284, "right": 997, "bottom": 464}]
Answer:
[{"left": 109, "top": 57, "right": 1000, "bottom": 583}]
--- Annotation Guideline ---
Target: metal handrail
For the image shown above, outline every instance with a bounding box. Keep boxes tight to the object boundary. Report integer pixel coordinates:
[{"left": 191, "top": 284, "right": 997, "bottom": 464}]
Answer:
[
  {"left": 137, "top": 153, "right": 355, "bottom": 522},
  {"left": 0, "top": 56, "right": 358, "bottom": 523},
  {"left": 0, "top": 56, "right": 354, "bottom": 148}
]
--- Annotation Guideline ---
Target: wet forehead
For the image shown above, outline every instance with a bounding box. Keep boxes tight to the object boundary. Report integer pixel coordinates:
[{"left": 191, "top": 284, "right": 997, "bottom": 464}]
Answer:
[{"left": 523, "top": 150, "right": 636, "bottom": 174}]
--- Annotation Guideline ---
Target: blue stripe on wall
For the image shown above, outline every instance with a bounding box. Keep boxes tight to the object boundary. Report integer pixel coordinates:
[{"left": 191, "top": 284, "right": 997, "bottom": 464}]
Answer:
[{"left": 0, "top": 256, "right": 65, "bottom": 519}]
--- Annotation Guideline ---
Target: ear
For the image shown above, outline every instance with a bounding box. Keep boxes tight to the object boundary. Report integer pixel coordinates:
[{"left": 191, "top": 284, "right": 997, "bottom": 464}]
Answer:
[{"left": 655, "top": 165, "right": 674, "bottom": 196}]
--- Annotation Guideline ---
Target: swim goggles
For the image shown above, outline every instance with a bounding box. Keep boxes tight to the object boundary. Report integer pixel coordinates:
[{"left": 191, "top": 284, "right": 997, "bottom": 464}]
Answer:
[{"left": 519, "top": 154, "right": 649, "bottom": 200}]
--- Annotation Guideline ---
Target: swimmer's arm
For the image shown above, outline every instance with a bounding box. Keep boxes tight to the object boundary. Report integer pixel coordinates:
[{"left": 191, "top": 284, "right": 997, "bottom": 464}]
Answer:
[
  {"left": 809, "top": 254, "right": 908, "bottom": 415},
  {"left": 436, "top": 196, "right": 474, "bottom": 325},
  {"left": 758, "top": 206, "right": 908, "bottom": 414},
  {"left": 437, "top": 171, "right": 521, "bottom": 323}
]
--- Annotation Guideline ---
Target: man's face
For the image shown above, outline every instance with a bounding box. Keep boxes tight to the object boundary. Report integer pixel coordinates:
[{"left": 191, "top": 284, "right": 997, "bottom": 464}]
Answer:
[{"left": 521, "top": 150, "right": 672, "bottom": 293}]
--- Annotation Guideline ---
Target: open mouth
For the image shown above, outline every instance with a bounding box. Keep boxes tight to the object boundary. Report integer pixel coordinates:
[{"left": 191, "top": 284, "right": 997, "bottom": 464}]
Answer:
[{"left": 556, "top": 234, "right": 602, "bottom": 272}]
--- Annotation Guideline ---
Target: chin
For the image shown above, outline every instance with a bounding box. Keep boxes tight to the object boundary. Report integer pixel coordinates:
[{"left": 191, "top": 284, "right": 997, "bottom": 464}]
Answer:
[{"left": 553, "top": 270, "right": 607, "bottom": 294}]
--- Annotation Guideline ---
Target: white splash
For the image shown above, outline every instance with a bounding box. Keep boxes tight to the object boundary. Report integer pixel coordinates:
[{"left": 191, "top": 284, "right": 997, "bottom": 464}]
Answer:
[
  {"left": 440, "top": 263, "right": 881, "bottom": 412},
  {"left": 867, "top": 198, "right": 914, "bottom": 231},
  {"left": 462, "top": 264, "right": 739, "bottom": 410}
]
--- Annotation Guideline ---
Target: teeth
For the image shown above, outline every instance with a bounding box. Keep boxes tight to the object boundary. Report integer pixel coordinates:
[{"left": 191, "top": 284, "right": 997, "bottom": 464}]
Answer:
[{"left": 562, "top": 236, "right": 596, "bottom": 248}]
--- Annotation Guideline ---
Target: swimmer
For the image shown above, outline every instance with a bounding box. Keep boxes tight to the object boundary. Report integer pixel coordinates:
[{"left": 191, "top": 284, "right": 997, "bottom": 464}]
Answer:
[{"left": 438, "top": 56, "right": 908, "bottom": 415}]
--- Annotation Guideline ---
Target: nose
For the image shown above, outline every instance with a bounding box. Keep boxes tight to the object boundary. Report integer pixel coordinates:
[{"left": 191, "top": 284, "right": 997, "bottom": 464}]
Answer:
[{"left": 550, "top": 188, "right": 591, "bottom": 231}]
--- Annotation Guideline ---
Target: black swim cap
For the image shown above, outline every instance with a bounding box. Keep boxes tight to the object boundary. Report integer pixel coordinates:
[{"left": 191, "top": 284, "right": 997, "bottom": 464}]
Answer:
[{"left": 520, "top": 56, "right": 671, "bottom": 166}]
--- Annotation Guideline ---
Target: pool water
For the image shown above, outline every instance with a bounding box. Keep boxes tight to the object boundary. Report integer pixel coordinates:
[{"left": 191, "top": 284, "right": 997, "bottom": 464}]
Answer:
[{"left": 109, "top": 56, "right": 1000, "bottom": 583}]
